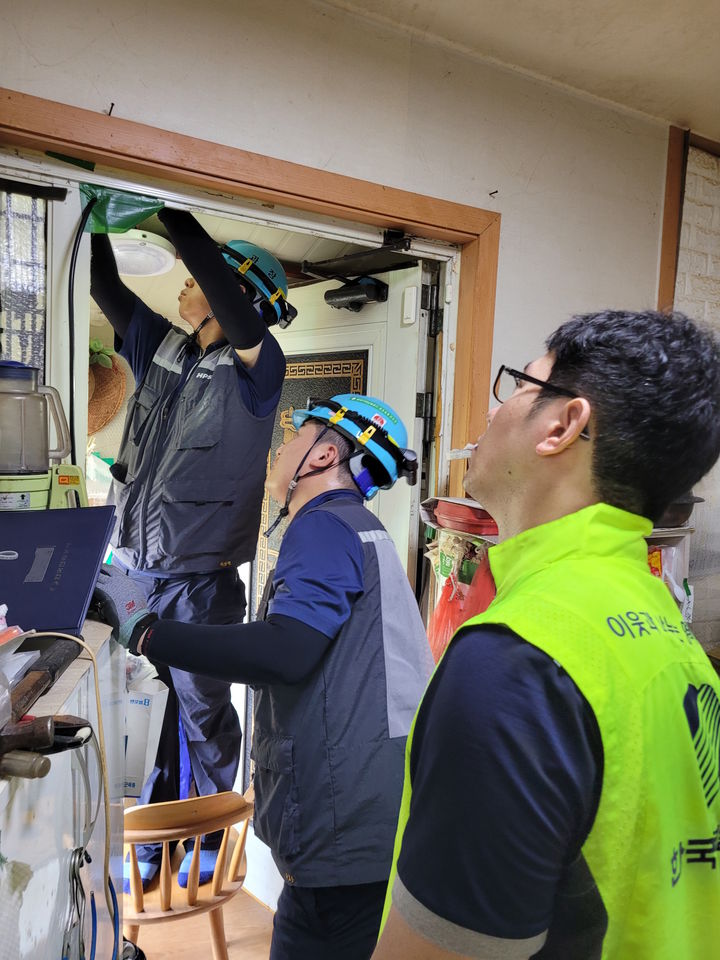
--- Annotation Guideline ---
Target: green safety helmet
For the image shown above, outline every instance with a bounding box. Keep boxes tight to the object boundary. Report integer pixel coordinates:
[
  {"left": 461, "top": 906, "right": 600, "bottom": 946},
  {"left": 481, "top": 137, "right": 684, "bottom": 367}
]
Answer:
[
  {"left": 220, "top": 240, "right": 297, "bottom": 328},
  {"left": 292, "top": 394, "right": 418, "bottom": 500}
]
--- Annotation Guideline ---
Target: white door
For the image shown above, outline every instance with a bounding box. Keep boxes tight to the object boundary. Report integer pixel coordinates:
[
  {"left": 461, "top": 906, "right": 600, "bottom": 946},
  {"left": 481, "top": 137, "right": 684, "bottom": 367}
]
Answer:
[
  {"left": 241, "top": 265, "right": 426, "bottom": 910},
  {"left": 273, "top": 267, "right": 425, "bottom": 574}
]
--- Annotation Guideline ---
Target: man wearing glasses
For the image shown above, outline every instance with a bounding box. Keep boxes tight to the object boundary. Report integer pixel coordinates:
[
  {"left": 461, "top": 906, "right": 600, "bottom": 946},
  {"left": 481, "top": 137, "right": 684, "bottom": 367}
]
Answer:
[{"left": 374, "top": 310, "right": 720, "bottom": 959}]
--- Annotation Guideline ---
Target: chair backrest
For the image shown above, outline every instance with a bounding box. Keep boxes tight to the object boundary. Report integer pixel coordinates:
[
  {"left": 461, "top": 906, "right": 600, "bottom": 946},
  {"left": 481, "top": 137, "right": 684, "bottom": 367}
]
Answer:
[{"left": 124, "top": 790, "right": 253, "bottom": 912}]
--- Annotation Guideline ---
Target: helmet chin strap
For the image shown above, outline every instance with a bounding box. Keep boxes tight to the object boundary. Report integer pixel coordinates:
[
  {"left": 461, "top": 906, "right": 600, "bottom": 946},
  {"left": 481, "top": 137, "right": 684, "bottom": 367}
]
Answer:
[
  {"left": 263, "top": 427, "right": 350, "bottom": 537},
  {"left": 186, "top": 311, "right": 215, "bottom": 346}
]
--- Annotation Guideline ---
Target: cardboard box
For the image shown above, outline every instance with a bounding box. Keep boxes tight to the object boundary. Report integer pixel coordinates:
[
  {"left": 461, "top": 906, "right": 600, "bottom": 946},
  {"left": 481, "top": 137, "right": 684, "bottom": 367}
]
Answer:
[{"left": 124, "top": 677, "right": 169, "bottom": 798}]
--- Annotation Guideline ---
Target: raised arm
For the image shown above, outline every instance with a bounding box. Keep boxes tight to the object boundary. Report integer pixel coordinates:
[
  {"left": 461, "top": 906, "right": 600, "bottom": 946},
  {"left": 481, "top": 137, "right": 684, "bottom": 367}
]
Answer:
[
  {"left": 89, "top": 233, "right": 142, "bottom": 342},
  {"left": 158, "top": 208, "right": 267, "bottom": 366}
]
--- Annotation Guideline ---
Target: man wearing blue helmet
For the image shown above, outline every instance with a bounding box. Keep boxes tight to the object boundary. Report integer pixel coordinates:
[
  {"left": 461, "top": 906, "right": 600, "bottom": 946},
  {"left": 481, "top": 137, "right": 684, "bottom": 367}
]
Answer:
[
  {"left": 90, "top": 207, "right": 294, "bottom": 893},
  {"left": 94, "top": 393, "right": 434, "bottom": 960}
]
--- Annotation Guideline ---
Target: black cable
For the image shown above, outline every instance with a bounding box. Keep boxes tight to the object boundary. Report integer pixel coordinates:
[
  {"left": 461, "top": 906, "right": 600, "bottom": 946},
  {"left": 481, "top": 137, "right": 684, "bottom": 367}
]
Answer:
[{"left": 68, "top": 197, "right": 98, "bottom": 468}]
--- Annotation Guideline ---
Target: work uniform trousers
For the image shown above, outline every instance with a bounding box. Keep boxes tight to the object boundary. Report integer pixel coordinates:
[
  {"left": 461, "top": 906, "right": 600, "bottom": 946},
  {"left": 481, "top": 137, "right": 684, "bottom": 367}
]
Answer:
[
  {"left": 124, "top": 567, "right": 245, "bottom": 862},
  {"left": 270, "top": 880, "right": 387, "bottom": 960}
]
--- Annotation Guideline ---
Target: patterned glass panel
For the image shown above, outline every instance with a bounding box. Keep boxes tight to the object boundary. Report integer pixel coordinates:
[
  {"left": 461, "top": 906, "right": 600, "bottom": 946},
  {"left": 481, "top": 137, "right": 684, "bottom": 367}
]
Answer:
[
  {"left": 253, "top": 349, "right": 369, "bottom": 614},
  {"left": 0, "top": 192, "right": 47, "bottom": 374}
]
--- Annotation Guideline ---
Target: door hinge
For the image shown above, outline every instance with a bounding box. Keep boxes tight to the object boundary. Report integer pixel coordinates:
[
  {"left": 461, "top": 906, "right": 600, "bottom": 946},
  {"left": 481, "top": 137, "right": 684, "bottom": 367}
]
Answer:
[
  {"left": 421, "top": 282, "right": 443, "bottom": 337},
  {"left": 416, "top": 392, "right": 435, "bottom": 443}
]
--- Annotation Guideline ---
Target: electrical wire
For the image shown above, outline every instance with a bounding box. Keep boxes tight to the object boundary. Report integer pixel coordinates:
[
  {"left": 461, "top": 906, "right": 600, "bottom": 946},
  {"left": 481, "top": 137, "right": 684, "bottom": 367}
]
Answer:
[
  {"left": 87, "top": 731, "right": 104, "bottom": 842},
  {"left": 74, "top": 741, "right": 93, "bottom": 846},
  {"left": 27, "top": 631, "right": 115, "bottom": 933},
  {"left": 109, "top": 876, "right": 119, "bottom": 960},
  {"left": 89, "top": 892, "right": 97, "bottom": 960},
  {"left": 77, "top": 740, "right": 103, "bottom": 960},
  {"left": 64, "top": 848, "right": 89, "bottom": 960},
  {"left": 67, "top": 197, "right": 97, "bottom": 468},
  {"left": 59, "top": 712, "right": 101, "bottom": 959}
]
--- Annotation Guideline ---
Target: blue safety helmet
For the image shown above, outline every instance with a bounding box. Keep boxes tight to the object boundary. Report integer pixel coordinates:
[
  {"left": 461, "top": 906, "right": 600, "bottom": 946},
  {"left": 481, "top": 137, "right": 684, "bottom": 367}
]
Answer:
[
  {"left": 220, "top": 240, "right": 297, "bottom": 328},
  {"left": 292, "top": 394, "right": 418, "bottom": 500}
]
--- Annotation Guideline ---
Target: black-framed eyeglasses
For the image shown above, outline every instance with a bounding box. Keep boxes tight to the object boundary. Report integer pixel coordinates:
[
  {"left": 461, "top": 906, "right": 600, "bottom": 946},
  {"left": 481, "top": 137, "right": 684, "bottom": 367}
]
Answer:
[{"left": 493, "top": 365, "right": 590, "bottom": 440}]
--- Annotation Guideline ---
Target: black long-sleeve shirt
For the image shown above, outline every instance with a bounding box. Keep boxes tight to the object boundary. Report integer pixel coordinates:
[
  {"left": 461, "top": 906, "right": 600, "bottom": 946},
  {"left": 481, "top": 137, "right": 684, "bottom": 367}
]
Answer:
[
  {"left": 157, "top": 208, "right": 267, "bottom": 349},
  {"left": 89, "top": 208, "right": 267, "bottom": 349},
  {"left": 89, "top": 232, "right": 137, "bottom": 343},
  {"left": 143, "top": 613, "right": 334, "bottom": 686}
]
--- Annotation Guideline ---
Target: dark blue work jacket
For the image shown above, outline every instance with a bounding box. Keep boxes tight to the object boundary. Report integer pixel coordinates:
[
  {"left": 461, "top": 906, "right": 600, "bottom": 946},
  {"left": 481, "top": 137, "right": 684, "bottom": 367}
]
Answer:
[
  {"left": 110, "top": 327, "right": 275, "bottom": 575},
  {"left": 252, "top": 496, "right": 434, "bottom": 886}
]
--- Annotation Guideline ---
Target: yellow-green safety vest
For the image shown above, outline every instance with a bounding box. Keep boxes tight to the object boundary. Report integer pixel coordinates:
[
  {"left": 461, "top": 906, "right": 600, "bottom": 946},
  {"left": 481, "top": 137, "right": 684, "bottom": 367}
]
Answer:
[{"left": 383, "top": 503, "right": 720, "bottom": 958}]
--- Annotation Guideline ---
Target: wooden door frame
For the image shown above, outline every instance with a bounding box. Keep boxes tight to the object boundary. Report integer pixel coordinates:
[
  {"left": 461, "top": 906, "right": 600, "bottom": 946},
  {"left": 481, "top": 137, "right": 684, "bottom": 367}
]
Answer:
[
  {"left": 657, "top": 126, "right": 720, "bottom": 314},
  {"left": 657, "top": 126, "right": 689, "bottom": 312},
  {"left": 0, "top": 86, "right": 500, "bottom": 496}
]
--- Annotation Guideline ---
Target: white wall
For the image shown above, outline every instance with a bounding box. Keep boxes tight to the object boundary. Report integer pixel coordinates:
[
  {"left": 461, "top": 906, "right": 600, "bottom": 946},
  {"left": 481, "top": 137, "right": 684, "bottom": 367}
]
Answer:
[
  {"left": 674, "top": 147, "right": 720, "bottom": 648},
  {"left": 0, "top": 0, "right": 668, "bottom": 379}
]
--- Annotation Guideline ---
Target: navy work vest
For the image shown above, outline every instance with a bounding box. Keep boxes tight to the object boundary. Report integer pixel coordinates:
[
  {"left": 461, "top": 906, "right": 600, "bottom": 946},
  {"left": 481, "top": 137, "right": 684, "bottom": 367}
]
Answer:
[
  {"left": 110, "top": 328, "right": 275, "bottom": 575},
  {"left": 252, "top": 496, "right": 434, "bottom": 886}
]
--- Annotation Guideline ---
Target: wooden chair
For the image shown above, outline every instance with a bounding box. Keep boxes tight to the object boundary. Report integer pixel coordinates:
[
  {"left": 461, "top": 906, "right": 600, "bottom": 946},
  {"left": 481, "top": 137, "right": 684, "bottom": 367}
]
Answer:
[{"left": 123, "top": 789, "right": 254, "bottom": 960}]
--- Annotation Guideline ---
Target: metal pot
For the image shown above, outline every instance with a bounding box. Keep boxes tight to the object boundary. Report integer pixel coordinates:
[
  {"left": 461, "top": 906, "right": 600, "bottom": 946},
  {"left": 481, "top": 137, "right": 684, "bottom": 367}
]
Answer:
[{"left": 655, "top": 492, "right": 704, "bottom": 528}]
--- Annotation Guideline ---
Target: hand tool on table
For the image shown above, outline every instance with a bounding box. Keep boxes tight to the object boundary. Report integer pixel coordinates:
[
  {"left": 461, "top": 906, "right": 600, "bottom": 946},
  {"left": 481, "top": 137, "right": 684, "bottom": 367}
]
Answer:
[
  {"left": 10, "top": 638, "right": 80, "bottom": 722},
  {"left": 0, "top": 716, "right": 54, "bottom": 779},
  {"left": 0, "top": 713, "right": 93, "bottom": 779},
  {"left": 0, "top": 750, "right": 51, "bottom": 779},
  {"left": 0, "top": 715, "right": 54, "bottom": 754}
]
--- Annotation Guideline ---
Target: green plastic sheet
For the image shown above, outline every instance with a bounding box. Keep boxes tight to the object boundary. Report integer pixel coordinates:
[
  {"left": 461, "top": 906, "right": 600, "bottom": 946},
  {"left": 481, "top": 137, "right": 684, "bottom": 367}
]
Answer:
[{"left": 80, "top": 183, "right": 164, "bottom": 233}]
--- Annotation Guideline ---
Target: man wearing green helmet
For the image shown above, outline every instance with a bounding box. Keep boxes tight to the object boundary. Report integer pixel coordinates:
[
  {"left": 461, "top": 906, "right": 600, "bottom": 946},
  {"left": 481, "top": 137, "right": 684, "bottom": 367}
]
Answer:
[
  {"left": 91, "top": 207, "right": 295, "bottom": 894},
  {"left": 94, "top": 393, "right": 434, "bottom": 959}
]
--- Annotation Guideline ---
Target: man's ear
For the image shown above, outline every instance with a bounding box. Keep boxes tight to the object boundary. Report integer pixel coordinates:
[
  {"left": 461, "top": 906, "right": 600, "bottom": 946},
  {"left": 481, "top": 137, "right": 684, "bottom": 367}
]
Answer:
[
  {"left": 305, "top": 439, "right": 341, "bottom": 468},
  {"left": 536, "top": 398, "right": 591, "bottom": 456}
]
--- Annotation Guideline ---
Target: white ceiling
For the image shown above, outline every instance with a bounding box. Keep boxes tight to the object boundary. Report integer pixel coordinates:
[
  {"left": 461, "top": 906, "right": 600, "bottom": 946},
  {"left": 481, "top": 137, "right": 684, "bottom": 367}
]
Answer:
[
  {"left": 322, "top": 0, "right": 720, "bottom": 141},
  {"left": 160, "top": 211, "right": 363, "bottom": 269}
]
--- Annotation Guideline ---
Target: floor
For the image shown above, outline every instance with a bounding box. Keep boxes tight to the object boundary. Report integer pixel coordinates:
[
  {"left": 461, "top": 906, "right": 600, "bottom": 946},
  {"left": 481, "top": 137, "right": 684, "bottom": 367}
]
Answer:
[{"left": 130, "top": 890, "right": 274, "bottom": 959}]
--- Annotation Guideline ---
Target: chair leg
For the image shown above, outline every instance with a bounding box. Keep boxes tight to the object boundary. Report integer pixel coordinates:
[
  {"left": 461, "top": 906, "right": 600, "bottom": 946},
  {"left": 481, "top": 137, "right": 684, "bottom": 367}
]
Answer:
[
  {"left": 208, "top": 905, "right": 229, "bottom": 960},
  {"left": 124, "top": 923, "right": 140, "bottom": 945}
]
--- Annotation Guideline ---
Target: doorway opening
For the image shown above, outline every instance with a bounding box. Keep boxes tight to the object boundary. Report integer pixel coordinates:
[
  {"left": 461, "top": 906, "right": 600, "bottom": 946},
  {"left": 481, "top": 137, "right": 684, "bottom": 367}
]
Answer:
[
  {"left": 0, "top": 98, "right": 499, "bottom": 902},
  {"left": 0, "top": 149, "right": 459, "bottom": 583}
]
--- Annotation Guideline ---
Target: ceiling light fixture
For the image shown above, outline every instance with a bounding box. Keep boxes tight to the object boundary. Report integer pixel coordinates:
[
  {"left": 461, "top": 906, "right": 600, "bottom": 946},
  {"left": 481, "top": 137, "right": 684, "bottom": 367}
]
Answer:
[{"left": 108, "top": 229, "right": 177, "bottom": 276}]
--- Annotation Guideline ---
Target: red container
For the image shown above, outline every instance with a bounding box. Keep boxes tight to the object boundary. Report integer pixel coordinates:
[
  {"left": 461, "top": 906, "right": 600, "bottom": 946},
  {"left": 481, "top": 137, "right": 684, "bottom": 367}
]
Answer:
[{"left": 433, "top": 500, "right": 498, "bottom": 536}]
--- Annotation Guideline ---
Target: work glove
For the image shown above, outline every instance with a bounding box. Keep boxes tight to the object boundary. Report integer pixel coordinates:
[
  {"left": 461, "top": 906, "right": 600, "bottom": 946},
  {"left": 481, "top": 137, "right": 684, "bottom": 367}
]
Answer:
[{"left": 93, "top": 564, "right": 157, "bottom": 654}]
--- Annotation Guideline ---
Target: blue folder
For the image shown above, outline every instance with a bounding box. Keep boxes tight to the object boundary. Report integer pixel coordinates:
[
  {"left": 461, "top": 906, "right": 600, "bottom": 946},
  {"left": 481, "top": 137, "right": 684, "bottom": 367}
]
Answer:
[{"left": 0, "top": 506, "right": 115, "bottom": 635}]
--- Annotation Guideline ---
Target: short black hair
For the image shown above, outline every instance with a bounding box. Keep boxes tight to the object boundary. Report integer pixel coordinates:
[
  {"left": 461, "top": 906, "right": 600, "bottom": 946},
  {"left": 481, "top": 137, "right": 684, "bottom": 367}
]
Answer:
[{"left": 541, "top": 310, "right": 720, "bottom": 522}]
